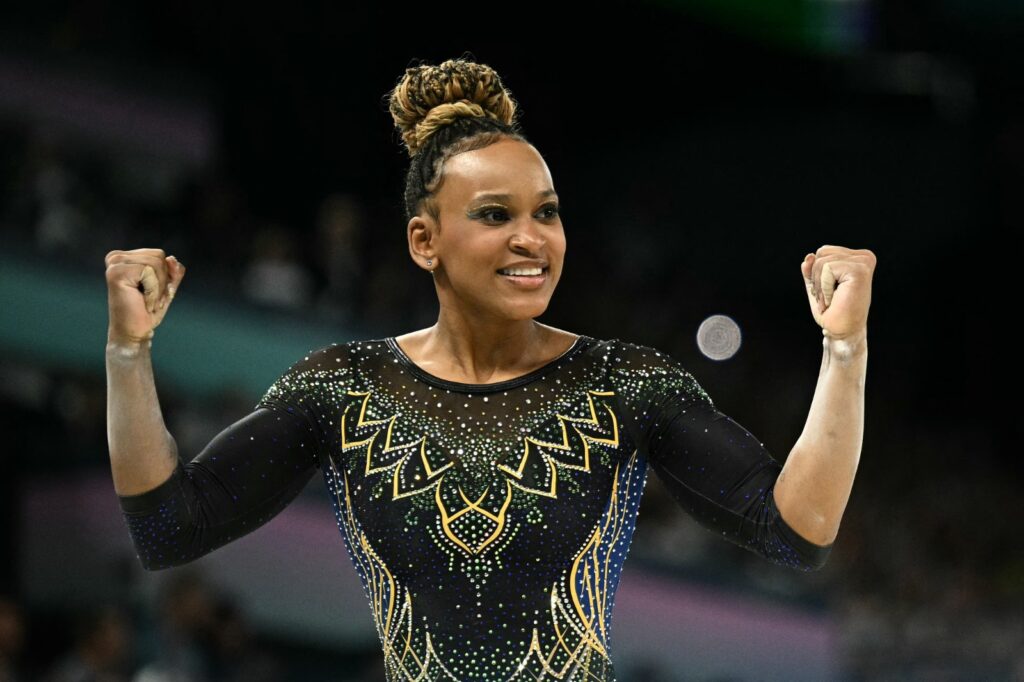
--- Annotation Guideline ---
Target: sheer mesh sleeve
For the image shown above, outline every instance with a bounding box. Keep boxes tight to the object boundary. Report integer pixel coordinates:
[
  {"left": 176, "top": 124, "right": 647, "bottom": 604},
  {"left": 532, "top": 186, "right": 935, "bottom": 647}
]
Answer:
[
  {"left": 117, "top": 344, "right": 345, "bottom": 570},
  {"left": 609, "top": 340, "right": 832, "bottom": 571}
]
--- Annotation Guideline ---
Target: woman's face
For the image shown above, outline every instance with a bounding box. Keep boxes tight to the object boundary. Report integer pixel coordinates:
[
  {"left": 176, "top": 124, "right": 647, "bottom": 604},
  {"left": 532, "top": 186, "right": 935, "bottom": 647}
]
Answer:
[{"left": 410, "top": 138, "right": 565, "bottom": 323}]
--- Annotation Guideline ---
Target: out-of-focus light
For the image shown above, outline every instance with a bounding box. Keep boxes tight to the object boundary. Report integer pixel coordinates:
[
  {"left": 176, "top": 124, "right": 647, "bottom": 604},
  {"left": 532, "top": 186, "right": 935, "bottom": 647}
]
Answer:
[
  {"left": 650, "top": 0, "right": 873, "bottom": 55},
  {"left": 848, "top": 51, "right": 977, "bottom": 122},
  {"left": 696, "top": 314, "right": 742, "bottom": 361}
]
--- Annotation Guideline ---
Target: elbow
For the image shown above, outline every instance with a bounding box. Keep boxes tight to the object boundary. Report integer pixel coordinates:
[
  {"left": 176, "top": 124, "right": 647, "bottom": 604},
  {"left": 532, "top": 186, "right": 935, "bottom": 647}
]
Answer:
[
  {"left": 130, "top": 550, "right": 183, "bottom": 572},
  {"left": 791, "top": 539, "right": 833, "bottom": 573},
  {"left": 796, "top": 551, "right": 831, "bottom": 572},
  {"left": 758, "top": 522, "right": 834, "bottom": 573},
  {"left": 789, "top": 525, "right": 834, "bottom": 572},
  {"left": 134, "top": 549, "right": 203, "bottom": 572},
  {"left": 140, "top": 559, "right": 172, "bottom": 572},
  {"left": 123, "top": 518, "right": 208, "bottom": 571},
  {"left": 767, "top": 492, "right": 834, "bottom": 571},
  {"left": 759, "top": 544, "right": 831, "bottom": 573},
  {"left": 121, "top": 493, "right": 207, "bottom": 571}
]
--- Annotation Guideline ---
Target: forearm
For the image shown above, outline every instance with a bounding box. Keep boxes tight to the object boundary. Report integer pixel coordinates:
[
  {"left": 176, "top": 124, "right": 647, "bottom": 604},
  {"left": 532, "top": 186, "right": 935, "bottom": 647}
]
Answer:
[
  {"left": 773, "top": 329, "right": 867, "bottom": 546},
  {"left": 118, "top": 406, "right": 322, "bottom": 570},
  {"left": 105, "top": 339, "right": 179, "bottom": 495}
]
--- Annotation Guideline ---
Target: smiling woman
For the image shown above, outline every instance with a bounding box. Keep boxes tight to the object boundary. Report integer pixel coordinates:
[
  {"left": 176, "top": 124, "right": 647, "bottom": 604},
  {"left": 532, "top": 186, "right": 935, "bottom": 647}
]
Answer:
[
  {"left": 111, "top": 53, "right": 838, "bottom": 682},
  {"left": 387, "top": 57, "right": 571, "bottom": 376},
  {"left": 411, "top": 138, "right": 564, "bottom": 314}
]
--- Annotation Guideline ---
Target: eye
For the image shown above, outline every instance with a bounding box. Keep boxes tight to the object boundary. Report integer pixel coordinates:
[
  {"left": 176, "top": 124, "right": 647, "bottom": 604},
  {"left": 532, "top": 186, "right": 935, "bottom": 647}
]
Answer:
[
  {"left": 479, "top": 207, "right": 509, "bottom": 223},
  {"left": 540, "top": 204, "right": 561, "bottom": 219},
  {"left": 473, "top": 204, "right": 561, "bottom": 224}
]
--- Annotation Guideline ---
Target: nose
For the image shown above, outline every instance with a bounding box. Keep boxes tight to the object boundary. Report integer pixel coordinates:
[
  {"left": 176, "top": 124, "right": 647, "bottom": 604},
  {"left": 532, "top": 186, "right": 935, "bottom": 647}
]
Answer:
[{"left": 509, "top": 218, "right": 546, "bottom": 253}]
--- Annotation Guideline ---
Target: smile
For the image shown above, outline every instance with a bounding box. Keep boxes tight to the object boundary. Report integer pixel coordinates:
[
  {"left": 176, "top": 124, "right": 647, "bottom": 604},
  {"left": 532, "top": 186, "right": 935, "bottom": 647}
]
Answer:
[{"left": 496, "top": 267, "right": 549, "bottom": 288}]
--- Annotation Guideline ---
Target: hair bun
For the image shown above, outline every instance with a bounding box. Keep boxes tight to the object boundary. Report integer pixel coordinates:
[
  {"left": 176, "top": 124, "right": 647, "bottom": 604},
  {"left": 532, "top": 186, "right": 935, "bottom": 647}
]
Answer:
[{"left": 387, "top": 55, "right": 519, "bottom": 157}]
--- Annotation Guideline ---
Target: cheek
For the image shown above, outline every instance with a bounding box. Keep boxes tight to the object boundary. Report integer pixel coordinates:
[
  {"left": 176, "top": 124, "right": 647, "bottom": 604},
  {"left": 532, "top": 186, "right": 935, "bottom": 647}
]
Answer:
[
  {"left": 446, "top": 253, "right": 497, "bottom": 285},
  {"left": 553, "top": 225, "right": 567, "bottom": 249},
  {"left": 552, "top": 235, "right": 567, "bottom": 265}
]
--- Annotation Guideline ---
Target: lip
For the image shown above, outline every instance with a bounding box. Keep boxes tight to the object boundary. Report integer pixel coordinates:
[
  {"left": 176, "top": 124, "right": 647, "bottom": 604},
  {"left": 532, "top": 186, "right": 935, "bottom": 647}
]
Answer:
[
  {"left": 497, "top": 267, "right": 548, "bottom": 289},
  {"left": 497, "top": 260, "right": 548, "bottom": 271}
]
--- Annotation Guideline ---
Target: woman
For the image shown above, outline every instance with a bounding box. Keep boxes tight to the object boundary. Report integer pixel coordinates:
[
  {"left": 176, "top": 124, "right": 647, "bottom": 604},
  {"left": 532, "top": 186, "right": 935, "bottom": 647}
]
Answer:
[{"left": 105, "top": 56, "right": 874, "bottom": 681}]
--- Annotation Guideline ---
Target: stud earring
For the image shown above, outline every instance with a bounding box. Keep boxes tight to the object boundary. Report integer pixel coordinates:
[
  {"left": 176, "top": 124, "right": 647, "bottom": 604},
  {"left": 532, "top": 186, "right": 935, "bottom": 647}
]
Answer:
[{"left": 426, "top": 259, "right": 433, "bottom": 266}]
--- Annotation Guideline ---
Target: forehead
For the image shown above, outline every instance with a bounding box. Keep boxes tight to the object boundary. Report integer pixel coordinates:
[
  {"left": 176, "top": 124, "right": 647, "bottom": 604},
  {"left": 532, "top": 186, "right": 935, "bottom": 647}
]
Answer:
[{"left": 442, "top": 140, "right": 554, "bottom": 203}]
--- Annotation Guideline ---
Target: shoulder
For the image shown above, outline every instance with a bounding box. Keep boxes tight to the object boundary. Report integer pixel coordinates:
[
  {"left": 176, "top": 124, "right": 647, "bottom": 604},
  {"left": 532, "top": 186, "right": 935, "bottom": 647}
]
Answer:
[
  {"left": 262, "top": 339, "right": 371, "bottom": 393},
  {"left": 257, "top": 339, "right": 373, "bottom": 411},
  {"left": 584, "top": 336, "right": 686, "bottom": 372},
  {"left": 285, "top": 337, "right": 394, "bottom": 368},
  {"left": 573, "top": 336, "right": 675, "bottom": 372},
  {"left": 281, "top": 341, "right": 349, "bottom": 373},
  {"left": 600, "top": 337, "right": 714, "bottom": 407}
]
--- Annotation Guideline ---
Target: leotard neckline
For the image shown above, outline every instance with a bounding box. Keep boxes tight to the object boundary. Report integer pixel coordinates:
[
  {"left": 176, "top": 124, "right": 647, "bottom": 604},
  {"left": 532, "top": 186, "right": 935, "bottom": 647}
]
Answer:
[{"left": 384, "top": 334, "right": 591, "bottom": 393}]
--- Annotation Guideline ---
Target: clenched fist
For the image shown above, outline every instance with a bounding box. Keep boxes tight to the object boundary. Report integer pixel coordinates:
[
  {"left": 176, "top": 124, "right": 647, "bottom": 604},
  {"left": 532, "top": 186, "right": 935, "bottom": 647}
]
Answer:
[
  {"left": 105, "top": 248, "right": 186, "bottom": 346},
  {"left": 800, "top": 244, "right": 875, "bottom": 342}
]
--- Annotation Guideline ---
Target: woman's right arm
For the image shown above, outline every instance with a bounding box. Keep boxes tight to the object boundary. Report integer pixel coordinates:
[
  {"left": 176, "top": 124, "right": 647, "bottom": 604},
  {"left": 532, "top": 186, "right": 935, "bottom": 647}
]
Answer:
[
  {"left": 105, "top": 247, "right": 186, "bottom": 497},
  {"left": 104, "top": 249, "right": 326, "bottom": 570},
  {"left": 113, "top": 384, "right": 322, "bottom": 571},
  {"left": 106, "top": 340, "right": 180, "bottom": 496}
]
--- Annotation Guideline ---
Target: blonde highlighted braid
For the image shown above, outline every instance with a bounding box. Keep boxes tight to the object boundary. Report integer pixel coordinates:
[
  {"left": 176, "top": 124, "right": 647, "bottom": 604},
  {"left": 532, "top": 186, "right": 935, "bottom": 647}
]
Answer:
[{"left": 383, "top": 53, "right": 529, "bottom": 225}]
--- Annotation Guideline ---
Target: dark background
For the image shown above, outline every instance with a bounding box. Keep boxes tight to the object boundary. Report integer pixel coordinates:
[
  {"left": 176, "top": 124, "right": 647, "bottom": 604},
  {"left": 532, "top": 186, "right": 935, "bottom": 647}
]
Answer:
[{"left": 0, "top": 1, "right": 1021, "bottom": 680}]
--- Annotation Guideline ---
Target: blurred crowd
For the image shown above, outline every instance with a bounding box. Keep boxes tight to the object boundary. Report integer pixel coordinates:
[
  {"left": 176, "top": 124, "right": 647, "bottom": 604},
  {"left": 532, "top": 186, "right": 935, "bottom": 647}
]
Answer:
[
  {"left": 0, "top": 125, "right": 438, "bottom": 336},
  {"left": 0, "top": 571, "right": 387, "bottom": 682},
  {"left": 0, "top": 110, "right": 1021, "bottom": 680}
]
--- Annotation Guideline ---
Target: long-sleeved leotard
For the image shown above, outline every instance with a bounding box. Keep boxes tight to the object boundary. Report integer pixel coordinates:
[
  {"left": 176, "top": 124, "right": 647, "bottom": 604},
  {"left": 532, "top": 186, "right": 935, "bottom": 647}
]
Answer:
[{"left": 117, "top": 335, "right": 832, "bottom": 681}]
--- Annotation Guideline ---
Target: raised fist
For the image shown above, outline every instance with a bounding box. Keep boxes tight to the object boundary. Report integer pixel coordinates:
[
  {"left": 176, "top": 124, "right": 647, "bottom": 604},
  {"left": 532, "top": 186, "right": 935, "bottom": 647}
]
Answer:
[{"left": 105, "top": 248, "right": 186, "bottom": 345}]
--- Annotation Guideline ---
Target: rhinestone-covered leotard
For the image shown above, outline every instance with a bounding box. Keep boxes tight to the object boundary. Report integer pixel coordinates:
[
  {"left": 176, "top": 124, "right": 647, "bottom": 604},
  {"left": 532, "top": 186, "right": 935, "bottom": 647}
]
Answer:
[{"left": 118, "top": 335, "right": 832, "bottom": 681}]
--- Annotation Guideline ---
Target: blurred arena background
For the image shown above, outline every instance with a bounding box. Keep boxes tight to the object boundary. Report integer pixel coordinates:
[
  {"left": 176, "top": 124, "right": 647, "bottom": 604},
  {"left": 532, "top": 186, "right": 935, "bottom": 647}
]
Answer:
[{"left": 0, "top": 1, "right": 1021, "bottom": 680}]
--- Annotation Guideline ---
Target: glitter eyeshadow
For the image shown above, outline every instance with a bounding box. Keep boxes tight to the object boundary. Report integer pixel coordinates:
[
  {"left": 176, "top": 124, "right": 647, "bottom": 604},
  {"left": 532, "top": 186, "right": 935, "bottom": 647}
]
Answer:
[{"left": 117, "top": 335, "right": 832, "bottom": 681}]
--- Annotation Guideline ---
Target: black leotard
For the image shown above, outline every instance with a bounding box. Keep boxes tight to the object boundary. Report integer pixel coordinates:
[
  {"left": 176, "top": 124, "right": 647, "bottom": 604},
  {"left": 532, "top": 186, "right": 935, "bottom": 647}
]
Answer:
[{"left": 117, "top": 336, "right": 832, "bottom": 681}]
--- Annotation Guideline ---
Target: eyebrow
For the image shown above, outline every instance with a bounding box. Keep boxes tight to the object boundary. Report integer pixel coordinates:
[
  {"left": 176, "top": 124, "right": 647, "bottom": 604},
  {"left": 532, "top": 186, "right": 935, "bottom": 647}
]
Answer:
[{"left": 470, "top": 190, "right": 559, "bottom": 204}]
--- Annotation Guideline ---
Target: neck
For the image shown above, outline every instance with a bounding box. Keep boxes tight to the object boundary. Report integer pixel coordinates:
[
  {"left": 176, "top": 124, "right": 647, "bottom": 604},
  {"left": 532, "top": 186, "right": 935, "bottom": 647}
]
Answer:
[{"left": 424, "top": 305, "right": 551, "bottom": 383}]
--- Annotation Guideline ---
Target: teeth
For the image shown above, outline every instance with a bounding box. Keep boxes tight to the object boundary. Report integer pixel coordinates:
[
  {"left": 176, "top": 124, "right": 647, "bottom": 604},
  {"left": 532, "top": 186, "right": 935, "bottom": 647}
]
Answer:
[{"left": 499, "top": 267, "right": 544, "bottom": 276}]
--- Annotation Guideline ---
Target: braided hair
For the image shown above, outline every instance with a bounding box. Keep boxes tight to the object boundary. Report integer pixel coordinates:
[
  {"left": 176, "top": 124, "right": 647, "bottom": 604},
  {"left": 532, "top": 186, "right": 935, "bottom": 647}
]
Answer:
[{"left": 384, "top": 54, "right": 530, "bottom": 227}]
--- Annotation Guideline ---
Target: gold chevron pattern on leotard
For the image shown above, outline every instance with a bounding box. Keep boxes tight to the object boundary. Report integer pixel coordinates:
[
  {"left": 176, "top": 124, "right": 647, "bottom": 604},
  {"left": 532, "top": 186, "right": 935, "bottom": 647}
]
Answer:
[
  {"left": 327, "top": 413, "right": 643, "bottom": 681},
  {"left": 338, "top": 389, "right": 620, "bottom": 558}
]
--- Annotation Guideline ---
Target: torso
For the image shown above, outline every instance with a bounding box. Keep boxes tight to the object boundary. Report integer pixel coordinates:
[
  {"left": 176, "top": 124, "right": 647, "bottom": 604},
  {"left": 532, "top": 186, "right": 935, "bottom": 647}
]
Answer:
[
  {"left": 318, "top": 334, "right": 632, "bottom": 680},
  {"left": 393, "top": 323, "right": 579, "bottom": 385}
]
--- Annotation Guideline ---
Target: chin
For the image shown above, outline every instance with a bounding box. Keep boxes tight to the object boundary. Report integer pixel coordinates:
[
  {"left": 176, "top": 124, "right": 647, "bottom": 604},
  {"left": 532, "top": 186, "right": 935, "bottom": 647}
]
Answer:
[
  {"left": 500, "top": 299, "right": 551, "bottom": 320},
  {"left": 522, "top": 304, "right": 552, "bottom": 320}
]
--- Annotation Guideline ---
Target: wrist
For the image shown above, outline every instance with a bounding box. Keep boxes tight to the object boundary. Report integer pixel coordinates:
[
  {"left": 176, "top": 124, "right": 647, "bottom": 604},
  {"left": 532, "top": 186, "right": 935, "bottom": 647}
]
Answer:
[
  {"left": 106, "top": 336, "right": 152, "bottom": 359},
  {"left": 822, "top": 328, "right": 867, "bottom": 362}
]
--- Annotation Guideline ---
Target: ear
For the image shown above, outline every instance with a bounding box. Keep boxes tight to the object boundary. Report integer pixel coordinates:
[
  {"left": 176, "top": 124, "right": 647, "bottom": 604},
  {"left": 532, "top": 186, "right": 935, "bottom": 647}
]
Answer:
[{"left": 408, "top": 215, "right": 437, "bottom": 265}]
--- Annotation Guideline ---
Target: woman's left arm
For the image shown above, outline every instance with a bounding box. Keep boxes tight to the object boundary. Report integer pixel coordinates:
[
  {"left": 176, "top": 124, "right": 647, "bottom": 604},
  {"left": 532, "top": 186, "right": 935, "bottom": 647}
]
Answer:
[
  {"left": 773, "top": 245, "right": 876, "bottom": 546},
  {"left": 773, "top": 329, "right": 867, "bottom": 546}
]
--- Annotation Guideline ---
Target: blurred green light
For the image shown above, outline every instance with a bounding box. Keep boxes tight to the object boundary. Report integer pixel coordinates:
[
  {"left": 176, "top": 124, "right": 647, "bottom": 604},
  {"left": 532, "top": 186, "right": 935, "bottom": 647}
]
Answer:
[{"left": 648, "top": 0, "right": 871, "bottom": 55}]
